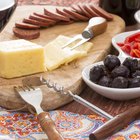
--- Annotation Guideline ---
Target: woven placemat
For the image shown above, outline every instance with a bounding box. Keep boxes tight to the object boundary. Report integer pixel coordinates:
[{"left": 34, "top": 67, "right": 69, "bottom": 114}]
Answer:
[{"left": 18, "top": 0, "right": 99, "bottom": 6}]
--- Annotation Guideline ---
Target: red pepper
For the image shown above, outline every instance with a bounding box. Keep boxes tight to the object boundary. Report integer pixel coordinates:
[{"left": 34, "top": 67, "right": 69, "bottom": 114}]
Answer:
[
  {"left": 117, "top": 42, "right": 124, "bottom": 47},
  {"left": 124, "top": 32, "right": 140, "bottom": 44},
  {"left": 135, "top": 38, "right": 140, "bottom": 42},
  {"left": 132, "top": 49, "right": 140, "bottom": 58},
  {"left": 121, "top": 44, "right": 131, "bottom": 54},
  {"left": 130, "top": 50, "right": 137, "bottom": 57},
  {"left": 132, "top": 42, "right": 139, "bottom": 49}
]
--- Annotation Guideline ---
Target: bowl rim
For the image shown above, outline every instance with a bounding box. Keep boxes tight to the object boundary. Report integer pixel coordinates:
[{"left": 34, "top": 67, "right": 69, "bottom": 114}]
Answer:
[
  {"left": 0, "top": 0, "right": 15, "bottom": 11},
  {"left": 134, "top": 10, "right": 140, "bottom": 23}
]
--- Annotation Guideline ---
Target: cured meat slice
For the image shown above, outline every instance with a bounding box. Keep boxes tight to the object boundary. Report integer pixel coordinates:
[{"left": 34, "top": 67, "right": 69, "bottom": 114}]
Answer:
[
  {"left": 13, "top": 27, "right": 40, "bottom": 40},
  {"left": 58, "top": 20, "right": 74, "bottom": 25},
  {"left": 33, "top": 12, "right": 59, "bottom": 22},
  {"left": 71, "top": 5, "right": 83, "bottom": 14},
  {"left": 29, "top": 14, "right": 56, "bottom": 24},
  {"left": 78, "top": 4, "right": 93, "bottom": 18},
  {"left": 44, "top": 8, "right": 70, "bottom": 21},
  {"left": 84, "top": 4, "right": 99, "bottom": 17},
  {"left": 15, "top": 22, "right": 40, "bottom": 29},
  {"left": 23, "top": 18, "right": 50, "bottom": 27},
  {"left": 56, "top": 8, "right": 78, "bottom": 21},
  {"left": 89, "top": 4, "right": 113, "bottom": 21},
  {"left": 63, "top": 8, "right": 89, "bottom": 21}
]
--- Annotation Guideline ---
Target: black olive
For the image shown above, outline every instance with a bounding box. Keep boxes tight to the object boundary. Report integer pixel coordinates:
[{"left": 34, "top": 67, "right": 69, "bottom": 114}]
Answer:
[
  {"left": 123, "top": 57, "right": 138, "bottom": 73},
  {"left": 132, "top": 70, "right": 140, "bottom": 78},
  {"left": 111, "top": 65, "right": 130, "bottom": 78},
  {"left": 104, "top": 55, "right": 120, "bottom": 71},
  {"left": 137, "top": 62, "right": 140, "bottom": 70},
  {"left": 111, "top": 77, "right": 128, "bottom": 88},
  {"left": 129, "top": 77, "right": 140, "bottom": 88},
  {"left": 89, "top": 65, "right": 105, "bottom": 83},
  {"left": 98, "top": 76, "right": 112, "bottom": 87}
]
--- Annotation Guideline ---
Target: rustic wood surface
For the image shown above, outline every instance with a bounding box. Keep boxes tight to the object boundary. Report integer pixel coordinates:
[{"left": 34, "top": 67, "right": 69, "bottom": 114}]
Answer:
[
  {"left": 60, "top": 23, "right": 140, "bottom": 117},
  {"left": 0, "top": 5, "right": 125, "bottom": 112}
]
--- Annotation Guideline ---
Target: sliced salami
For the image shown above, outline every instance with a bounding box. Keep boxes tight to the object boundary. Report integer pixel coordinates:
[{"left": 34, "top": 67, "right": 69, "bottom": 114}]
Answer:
[
  {"left": 78, "top": 4, "right": 93, "bottom": 18},
  {"left": 63, "top": 8, "right": 89, "bottom": 21},
  {"left": 29, "top": 14, "right": 56, "bottom": 24},
  {"left": 23, "top": 18, "right": 51, "bottom": 27},
  {"left": 33, "top": 12, "right": 59, "bottom": 22},
  {"left": 71, "top": 5, "right": 83, "bottom": 14},
  {"left": 44, "top": 8, "right": 70, "bottom": 22},
  {"left": 15, "top": 22, "right": 40, "bottom": 29},
  {"left": 13, "top": 27, "right": 40, "bottom": 40},
  {"left": 84, "top": 4, "right": 99, "bottom": 17},
  {"left": 56, "top": 8, "right": 77, "bottom": 21},
  {"left": 58, "top": 20, "right": 74, "bottom": 25},
  {"left": 89, "top": 4, "right": 113, "bottom": 21}
]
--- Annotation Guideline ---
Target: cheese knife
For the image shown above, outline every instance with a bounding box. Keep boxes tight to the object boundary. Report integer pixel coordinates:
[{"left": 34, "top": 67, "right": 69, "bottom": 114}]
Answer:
[{"left": 61, "top": 17, "right": 107, "bottom": 50}]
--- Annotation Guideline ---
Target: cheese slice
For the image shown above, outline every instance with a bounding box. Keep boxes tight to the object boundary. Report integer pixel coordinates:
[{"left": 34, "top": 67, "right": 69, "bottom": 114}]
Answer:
[
  {"left": 0, "top": 39, "right": 46, "bottom": 78},
  {"left": 44, "top": 35, "right": 93, "bottom": 71}
]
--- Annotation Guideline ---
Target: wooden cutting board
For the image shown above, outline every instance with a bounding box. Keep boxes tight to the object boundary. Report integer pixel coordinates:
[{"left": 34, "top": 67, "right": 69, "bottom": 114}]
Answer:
[{"left": 0, "top": 5, "right": 125, "bottom": 111}]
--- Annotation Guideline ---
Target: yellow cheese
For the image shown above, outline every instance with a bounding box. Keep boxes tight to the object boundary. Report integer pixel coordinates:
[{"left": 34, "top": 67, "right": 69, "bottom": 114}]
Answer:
[
  {"left": 0, "top": 39, "right": 46, "bottom": 78},
  {"left": 44, "top": 35, "right": 93, "bottom": 71}
]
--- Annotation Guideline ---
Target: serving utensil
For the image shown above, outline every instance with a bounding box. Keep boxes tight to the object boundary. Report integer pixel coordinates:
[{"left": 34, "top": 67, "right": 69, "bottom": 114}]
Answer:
[
  {"left": 22, "top": 76, "right": 113, "bottom": 120},
  {"left": 61, "top": 17, "right": 107, "bottom": 50},
  {"left": 14, "top": 85, "right": 64, "bottom": 140}
]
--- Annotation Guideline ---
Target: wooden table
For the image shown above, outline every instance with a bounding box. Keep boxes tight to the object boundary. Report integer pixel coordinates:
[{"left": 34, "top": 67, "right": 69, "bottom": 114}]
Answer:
[{"left": 60, "top": 23, "right": 140, "bottom": 117}]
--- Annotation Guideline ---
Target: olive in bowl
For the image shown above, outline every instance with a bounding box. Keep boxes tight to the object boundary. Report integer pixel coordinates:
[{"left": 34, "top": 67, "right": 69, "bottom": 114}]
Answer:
[{"left": 82, "top": 55, "right": 140, "bottom": 100}]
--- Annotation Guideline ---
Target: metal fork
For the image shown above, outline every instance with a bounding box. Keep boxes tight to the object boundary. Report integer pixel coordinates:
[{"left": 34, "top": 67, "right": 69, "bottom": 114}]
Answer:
[{"left": 14, "top": 86, "right": 64, "bottom": 140}]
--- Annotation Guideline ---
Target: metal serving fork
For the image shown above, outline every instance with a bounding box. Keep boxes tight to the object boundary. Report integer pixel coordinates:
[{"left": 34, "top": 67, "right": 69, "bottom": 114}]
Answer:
[{"left": 14, "top": 86, "right": 64, "bottom": 140}]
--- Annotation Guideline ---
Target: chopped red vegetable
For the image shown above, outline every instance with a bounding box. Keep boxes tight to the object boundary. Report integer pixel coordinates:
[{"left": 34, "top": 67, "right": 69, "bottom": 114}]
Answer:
[{"left": 117, "top": 31, "right": 140, "bottom": 58}]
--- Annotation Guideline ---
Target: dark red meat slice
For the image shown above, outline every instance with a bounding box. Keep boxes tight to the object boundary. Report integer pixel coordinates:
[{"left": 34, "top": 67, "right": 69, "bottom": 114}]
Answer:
[
  {"left": 23, "top": 18, "right": 50, "bottom": 27},
  {"left": 56, "top": 8, "right": 77, "bottom": 21},
  {"left": 29, "top": 14, "right": 56, "bottom": 24},
  {"left": 63, "top": 8, "right": 89, "bottom": 21},
  {"left": 89, "top": 4, "right": 113, "bottom": 21},
  {"left": 78, "top": 4, "right": 93, "bottom": 18},
  {"left": 15, "top": 22, "right": 40, "bottom": 29},
  {"left": 13, "top": 27, "right": 40, "bottom": 40},
  {"left": 44, "top": 8, "right": 70, "bottom": 21}
]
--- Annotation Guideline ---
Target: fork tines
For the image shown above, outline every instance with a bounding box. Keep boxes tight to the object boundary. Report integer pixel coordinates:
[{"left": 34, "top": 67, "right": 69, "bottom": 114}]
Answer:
[{"left": 14, "top": 85, "right": 35, "bottom": 92}]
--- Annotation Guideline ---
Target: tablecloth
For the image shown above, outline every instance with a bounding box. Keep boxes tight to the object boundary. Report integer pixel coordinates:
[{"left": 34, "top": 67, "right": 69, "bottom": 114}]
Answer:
[{"left": 1, "top": 107, "right": 140, "bottom": 140}]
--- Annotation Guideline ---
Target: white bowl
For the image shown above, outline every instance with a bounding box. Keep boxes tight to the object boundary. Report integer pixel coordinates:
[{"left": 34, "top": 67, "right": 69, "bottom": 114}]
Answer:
[
  {"left": 82, "top": 62, "right": 140, "bottom": 100},
  {"left": 112, "top": 29, "right": 140, "bottom": 62},
  {"left": 82, "top": 30, "right": 140, "bottom": 100},
  {"left": 135, "top": 10, "right": 140, "bottom": 23},
  {"left": 0, "top": 0, "right": 16, "bottom": 30},
  {"left": 0, "top": 0, "right": 15, "bottom": 11}
]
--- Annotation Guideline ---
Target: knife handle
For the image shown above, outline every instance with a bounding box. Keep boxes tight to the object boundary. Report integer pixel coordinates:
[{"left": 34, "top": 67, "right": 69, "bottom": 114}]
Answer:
[
  {"left": 37, "top": 112, "right": 64, "bottom": 140},
  {"left": 89, "top": 105, "right": 140, "bottom": 140},
  {"left": 82, "top": 17, "right": 107, "bottom": 39}
]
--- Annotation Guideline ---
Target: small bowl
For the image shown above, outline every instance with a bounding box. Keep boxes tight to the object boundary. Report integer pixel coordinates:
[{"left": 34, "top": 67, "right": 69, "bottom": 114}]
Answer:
[
  {"left": 134, "top": 10, "right": 140, "bottom": 23},
  {"left": 0, "top": 0, "right": 16, "bottom": 30},
  {"left": 82, "top": 30, "right": 140, "bottom": 100},
  {"left": 82, "top": 62, "right": 140, "bottom": 100},
  {"left": 112, "top": 29, "right": 140, "bottom": 61}
]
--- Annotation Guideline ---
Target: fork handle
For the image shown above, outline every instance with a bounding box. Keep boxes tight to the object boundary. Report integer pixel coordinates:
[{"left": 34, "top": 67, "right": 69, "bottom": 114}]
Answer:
[
  {"left": 82, "top": 17, "right": 107, "bottom": 39},
  {"left": 37, "top": 112, "right": 64, "bottom": 140}
]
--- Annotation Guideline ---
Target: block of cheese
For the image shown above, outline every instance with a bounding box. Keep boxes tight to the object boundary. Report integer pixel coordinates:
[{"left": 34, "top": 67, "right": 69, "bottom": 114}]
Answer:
[
  {"left": 0, "top": 39, "right": 46, "bottom": 78},
  {"left": 44, "top": 35, "right": 93, "bottom": 71}
]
